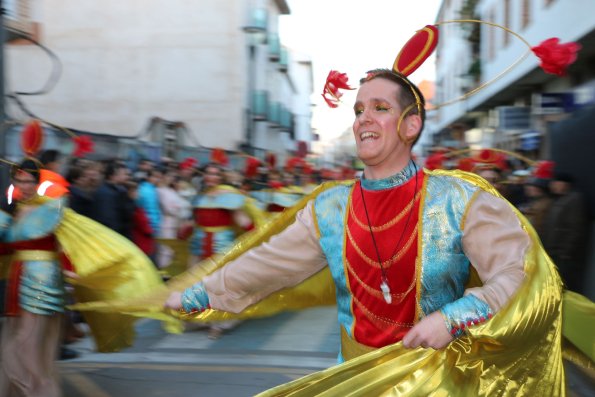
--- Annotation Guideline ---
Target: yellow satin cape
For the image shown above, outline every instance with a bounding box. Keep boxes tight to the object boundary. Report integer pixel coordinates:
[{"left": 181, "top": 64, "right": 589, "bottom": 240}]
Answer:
[
  {"left": 256, "top": 170, "right": 567, "bottom": 396},
  {"left": 70, "top": 172, "right": 582, "bottom": 395},
  {"left": 57, "top": 207, "right": 169, "bottom": 352},
  {"left": 69, "top": 183, "right": 343, "bottom": 327}
]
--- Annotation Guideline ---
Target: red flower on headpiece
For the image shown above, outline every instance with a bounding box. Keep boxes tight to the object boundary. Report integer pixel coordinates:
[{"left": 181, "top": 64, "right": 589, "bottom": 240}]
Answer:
[
  {"left": 244, "top": 156, "right": 261, "bottom": 179},
  {"left": 531, "top": 38, "right": 581, "bottom": 76},
  {"left": 21, "top": 120, "right": 44, "bottom": 156},
  {"left": 73, "top": 135, "right": 94, "bottom": 157},
  {"left": 210, "top": 148, "right": 228, "bottom": 166},
  {"left": 533, "top": 160, "right": 555, "bottom": 179},
  {"left": 322, "top": 70, "right": 355, "bottom": 108},
  {"left": 179, "top": 157, "right": 197, "bottom": 171},
  {"left": 265, "top": 152, "right": 277, "bottom": 169}
]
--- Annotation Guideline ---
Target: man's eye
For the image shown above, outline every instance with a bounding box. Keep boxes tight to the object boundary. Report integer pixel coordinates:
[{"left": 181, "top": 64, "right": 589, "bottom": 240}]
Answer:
[
  {"left": 375, "top": 105, "right": 389, "bottom": 111},
  {"left": 354, "top": 108, "right": 363, "bottom": 115}
]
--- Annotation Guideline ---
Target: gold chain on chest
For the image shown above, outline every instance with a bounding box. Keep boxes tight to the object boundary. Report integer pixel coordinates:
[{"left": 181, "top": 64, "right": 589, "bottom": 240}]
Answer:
[
  {"left": 345, "top": 257, "right": 416, "bottom": 304},
  {"left": 349, "top": 189, "right": 421, "bottom": 232},
  {"left": 346, "top": 223, "right": 418, "bottom": 268},
  {"left": 351, "top": 293, "right": 415, "bottom": 329}
]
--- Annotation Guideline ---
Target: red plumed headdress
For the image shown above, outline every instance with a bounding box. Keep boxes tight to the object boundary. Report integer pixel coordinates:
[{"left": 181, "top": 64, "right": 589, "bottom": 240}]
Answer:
[
  {"left": 244, "top": 156, "right": 261, "bottom": 179},
  {"left": 533, "top": 160, "right": 555, "bottom": 179},
  {"left": 210, "top": 148, "right": 228, "bottom": 166},
  {"left": 21, "top": 120, "right": 44, "bottom": 156}
]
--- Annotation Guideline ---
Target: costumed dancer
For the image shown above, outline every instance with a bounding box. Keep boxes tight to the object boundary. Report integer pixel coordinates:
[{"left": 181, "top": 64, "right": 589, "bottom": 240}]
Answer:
[
  {"left": 0, "top": 125, "right": 167, "bottom": 397},
  {"left": 188, "top": 149, "right": 264, "bottom": 338},
  {"left": 250, "top": 160, "right": 304, "bottom": 214},
  {"left": 162, "top": 22, "right": 580, "bottom": 396}
]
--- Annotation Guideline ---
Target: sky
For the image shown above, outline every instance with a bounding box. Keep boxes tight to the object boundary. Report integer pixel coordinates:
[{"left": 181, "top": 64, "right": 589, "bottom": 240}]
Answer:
[{"left": 279, "top": 0, "right": 443, "bottom": 141}]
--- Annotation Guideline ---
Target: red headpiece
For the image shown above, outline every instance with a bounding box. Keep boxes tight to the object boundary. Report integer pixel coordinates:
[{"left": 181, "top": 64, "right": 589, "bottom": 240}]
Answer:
[
  {"left": 533, "top": 160, "right": 555, "bottom": 179},
  {"left": 265, "top": 152, "right": 277, "bottom": 169},
  {"left": 210, "top": 148, "right": 228, "bottom": 166},
  {"left": 179, "top": 157, "right": 197, "bottom": 171},
  {"left": 393, "top": 25, "right": 439, "bottom": 77},
  {"left": 244, "top": 156, "right": 261, "bottom": 179},
  {"left": 21, "top": 120, "right": 44, "bottom": 156}
]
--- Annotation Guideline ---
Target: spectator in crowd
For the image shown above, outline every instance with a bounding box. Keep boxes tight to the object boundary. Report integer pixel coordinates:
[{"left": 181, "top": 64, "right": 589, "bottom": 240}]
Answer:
[
  {"left": 94, "top": 162, "right": 134, "bottom": 239},
  {"left": 542, "top": 172, "right": 588, "bottom": 292},
  {"left": 127, "top": 181, "right": 156, "bottom": 259},
  {"left": 137, "top": 168, "right": 163, "bottom": 263},
  {"left": 38, "top": 149, "right": 69, "bottom": 198},
  {"left": 66, "top": 164, "right": 96, "bottom": 219},
  {"left": 520, "top": 176, "right": 552, "bottom": 239},
  {"left": 157, "top": 170, "right": 190, "bottom": 268}
]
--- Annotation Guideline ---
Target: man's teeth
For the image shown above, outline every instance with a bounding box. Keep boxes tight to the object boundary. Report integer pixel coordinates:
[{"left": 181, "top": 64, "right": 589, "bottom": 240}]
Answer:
[{"left": 360, "top": 132, "right": 378, "bottom": 140}]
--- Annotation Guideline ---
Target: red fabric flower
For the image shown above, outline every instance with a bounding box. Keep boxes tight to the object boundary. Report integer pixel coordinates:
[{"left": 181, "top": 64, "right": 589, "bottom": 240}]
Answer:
[
  {"left": 210, "top": 148, "right": 228, "bottom": 166},
  {"left": 531, "top": 38, "right": 581, "bottom": 76},
  {"left": 322, "top": 70, "right": 355, "bottom": 108},
  {"left": 179, "top": 157, "right": 197, "bottom": 171},
  {"left": 21, "top": 120, "right": 44, "bottom": 156},
  {"left": 244, "top": 156, "right": 261, "bottom": 179},
  {"left": 73, "top": 135, "right": 94, "bottom": 157},
  {"left": 533, "top": 160, "right": 555, "bottom": 179}
]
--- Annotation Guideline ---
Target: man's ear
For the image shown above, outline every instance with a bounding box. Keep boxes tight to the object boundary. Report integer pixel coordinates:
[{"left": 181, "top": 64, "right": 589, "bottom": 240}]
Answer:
[{"left": 403, "top": 114, "right": 422, "bottom": 143}]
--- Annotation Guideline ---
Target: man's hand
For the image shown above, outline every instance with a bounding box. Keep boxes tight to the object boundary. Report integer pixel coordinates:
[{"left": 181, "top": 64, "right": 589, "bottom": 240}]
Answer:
[
  {"left": 402, "top": 311, "right": 454, "bottom": 349},
  {"left": 164, "top": 291, "right": 184, "bottom": 310}
]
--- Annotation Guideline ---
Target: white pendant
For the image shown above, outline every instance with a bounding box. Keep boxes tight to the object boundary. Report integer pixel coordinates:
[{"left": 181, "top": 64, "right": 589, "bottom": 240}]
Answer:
[{"left": 380, "top": 281, "right": 392, "bottom": 304}]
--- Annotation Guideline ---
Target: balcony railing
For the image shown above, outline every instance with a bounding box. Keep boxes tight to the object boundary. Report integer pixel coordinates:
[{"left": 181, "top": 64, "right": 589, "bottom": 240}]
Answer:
[
  {"left": 268, "top": 34, "right": 280, "bottom": 61},
  {"left": 252, "top": 90, "right": 269, "bottom": 121},
  {"left": 279, "top": 47, "right": 289, "bottom": 72},
  {"left": 268, "top": 101, "right": 281, "bottom": 126}
]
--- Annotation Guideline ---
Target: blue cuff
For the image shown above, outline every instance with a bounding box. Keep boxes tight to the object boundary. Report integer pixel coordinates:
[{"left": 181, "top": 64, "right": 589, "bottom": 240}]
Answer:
[
  {"left": 440, "top": 294, "right": 493, "bottom": 338},
  {"left": 181, "top": 282, "right": 210, "bottom": 313}
]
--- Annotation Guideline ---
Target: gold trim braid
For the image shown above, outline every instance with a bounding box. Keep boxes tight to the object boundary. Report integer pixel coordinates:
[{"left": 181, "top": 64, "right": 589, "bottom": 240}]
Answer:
[{"left": 13, "top": 250, "right": 58, "bottom": 262}]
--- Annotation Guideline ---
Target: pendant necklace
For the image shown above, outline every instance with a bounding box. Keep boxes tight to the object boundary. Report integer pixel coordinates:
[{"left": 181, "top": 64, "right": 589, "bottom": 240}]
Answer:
[{"left": 358, "top": 162, "right": 418, "bottom": 304}]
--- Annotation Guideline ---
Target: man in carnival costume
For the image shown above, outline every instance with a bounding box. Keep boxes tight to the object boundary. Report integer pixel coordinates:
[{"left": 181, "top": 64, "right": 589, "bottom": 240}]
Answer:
[{"left": 161, "top": 23, "right": 580, "bottom": 396}]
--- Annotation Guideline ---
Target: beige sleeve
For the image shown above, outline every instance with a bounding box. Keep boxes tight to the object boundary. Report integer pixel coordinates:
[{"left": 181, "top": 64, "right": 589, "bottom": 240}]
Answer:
[
  {"left": 462, "top": 191, "right": 529, "bottom": 312},
  {"left": 204, "top": 200, "right": 327, "bottom": 313}
]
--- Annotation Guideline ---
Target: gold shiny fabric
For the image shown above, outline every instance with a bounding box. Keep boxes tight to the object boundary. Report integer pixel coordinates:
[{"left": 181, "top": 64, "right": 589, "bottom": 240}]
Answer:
[
  {"left": 69, "top": 174, "right": 567, "bottom": 395},
  {"left": 57, "top": 209, "right": 169, "bottom": 352},
  {"left": 562, "top": 290, "right": 595, "bottom": 363},
  {"left": 257, "top": 170, "right": 566, "bottom": 396},
  {"left": 69, "top": 183, "right": 345, "bottom": 331}
]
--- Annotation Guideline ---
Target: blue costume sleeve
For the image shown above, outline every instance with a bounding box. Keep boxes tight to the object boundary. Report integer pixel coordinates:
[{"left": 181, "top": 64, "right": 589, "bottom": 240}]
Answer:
[
  {"left": 181, "top": 282, "right": 211, "bottom": 313},
  {"left": 440, "top": 293, "right": 493, "bottom": 337}
]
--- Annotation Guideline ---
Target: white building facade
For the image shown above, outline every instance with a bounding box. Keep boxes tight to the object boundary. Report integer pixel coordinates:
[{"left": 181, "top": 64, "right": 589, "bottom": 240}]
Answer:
[
  {"left": 5, "top": 0, "right": 313, "bottom": 161},
  {"left": 434, "top": 0, "right": 595, "bottom": 152}
]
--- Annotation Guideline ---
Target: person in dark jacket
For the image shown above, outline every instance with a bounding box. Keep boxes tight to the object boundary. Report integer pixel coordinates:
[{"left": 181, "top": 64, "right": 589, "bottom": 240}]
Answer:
[
  {"left": 542, "top": 173, "right": 588, "bottom": 292},
  {"left": 66, "top": 164, "right": 96, "bottom": 219},
  {"left": 93, "top": 162, "right": 134, "bottom": 239}
]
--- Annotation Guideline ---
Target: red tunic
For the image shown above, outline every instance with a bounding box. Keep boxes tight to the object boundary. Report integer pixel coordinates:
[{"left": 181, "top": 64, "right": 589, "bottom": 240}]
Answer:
[
  {"left": 193, "top": 208, "right": 234, "bottom": 259},
  {"left": 346, "top": 171, "right": 423, "bottom": 347}
]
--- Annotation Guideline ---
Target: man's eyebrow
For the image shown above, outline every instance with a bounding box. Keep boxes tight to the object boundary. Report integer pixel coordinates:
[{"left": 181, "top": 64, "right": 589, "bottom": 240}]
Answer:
[{"left": 353, "top": 98, "right": 389, "bottom": 109}]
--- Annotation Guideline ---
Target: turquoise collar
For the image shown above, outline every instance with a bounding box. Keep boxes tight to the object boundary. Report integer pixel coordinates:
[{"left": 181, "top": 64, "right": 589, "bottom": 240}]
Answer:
[{"left": 360, "top": 160, "right": 418, "bottom": 191}]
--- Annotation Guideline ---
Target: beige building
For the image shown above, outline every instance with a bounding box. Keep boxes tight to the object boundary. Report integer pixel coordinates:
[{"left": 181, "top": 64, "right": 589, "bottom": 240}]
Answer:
[{"left": 5, "top": 0, "right": 313, "bottom": 160}]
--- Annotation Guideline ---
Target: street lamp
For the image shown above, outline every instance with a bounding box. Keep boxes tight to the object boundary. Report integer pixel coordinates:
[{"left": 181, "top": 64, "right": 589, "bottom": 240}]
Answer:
[{"left": 242, "top": 7, "right": 267, "bottom": 156}]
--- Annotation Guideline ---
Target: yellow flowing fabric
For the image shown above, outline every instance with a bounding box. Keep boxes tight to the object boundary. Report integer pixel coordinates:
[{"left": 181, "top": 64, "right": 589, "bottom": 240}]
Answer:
[
  {"left": 69, "top": 183, "right": 343, "bottom": 327},
  {"left": 255, "top": 171, "right": 567, "bottom": 396},
  {"left": 71, "top": 174, "right": 570, "bottom": 395},
  {"left": 57, "top": 209, "right": 169, "bottom": 352},
  {"left": 562, "top": 290, "right": 595, "bottom": 365}
]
